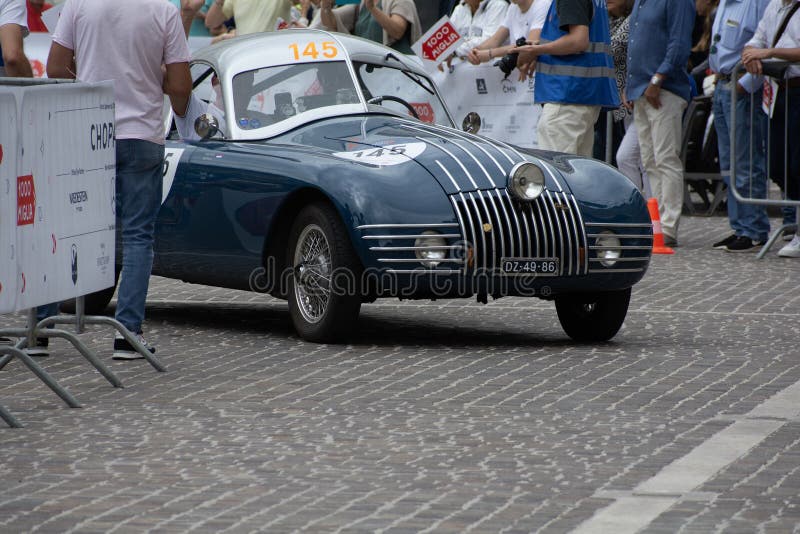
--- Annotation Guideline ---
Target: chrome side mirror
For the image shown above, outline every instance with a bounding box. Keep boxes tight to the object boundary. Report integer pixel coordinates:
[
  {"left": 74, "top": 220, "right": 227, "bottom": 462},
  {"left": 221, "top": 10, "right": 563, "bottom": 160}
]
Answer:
[
  {"left": 462, "top": 112, "right": 481, "bottom": 134},
  {"left": 194, "top": 113, "right": 219, "bottom": 140}
]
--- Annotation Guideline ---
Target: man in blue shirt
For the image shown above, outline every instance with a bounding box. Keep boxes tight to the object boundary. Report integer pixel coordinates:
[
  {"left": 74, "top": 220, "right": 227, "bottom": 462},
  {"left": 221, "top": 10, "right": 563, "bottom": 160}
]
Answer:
[
  {"left": 627, "top": 0, "right": 694, "bottom": 246},
  {"left": 709, "top": 0, "right": 771, "bottom": 252},
  {"left": 513, "top": 0, "right": 619, "bottom": 156}
]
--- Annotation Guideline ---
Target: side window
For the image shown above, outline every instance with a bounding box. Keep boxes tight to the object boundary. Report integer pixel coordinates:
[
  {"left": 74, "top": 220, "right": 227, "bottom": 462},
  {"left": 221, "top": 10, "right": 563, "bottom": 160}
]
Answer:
[{"left": 171, "top": 64, "right": 227, "bottom": 141}]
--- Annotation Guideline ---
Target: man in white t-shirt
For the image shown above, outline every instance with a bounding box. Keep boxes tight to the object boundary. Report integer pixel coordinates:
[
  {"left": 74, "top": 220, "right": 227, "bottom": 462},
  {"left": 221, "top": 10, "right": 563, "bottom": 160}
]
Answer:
[
  {"left": 47, "top": 0, "right": 192, "bottom": 359},
  {"left": 0, "top": 0, "right": 32, "bottom": 77},
  {"left": 449, "top": 0, "right": 509, "bottom": 60},
  {"left": 466, "top": 0, "right": 551, "bottom": 67}
]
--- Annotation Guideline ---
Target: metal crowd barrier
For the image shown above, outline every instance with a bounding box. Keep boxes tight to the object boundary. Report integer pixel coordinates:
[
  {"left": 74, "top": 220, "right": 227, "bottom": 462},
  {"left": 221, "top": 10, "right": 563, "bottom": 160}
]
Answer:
[
  {"left": 730, "top": 60, "right": 799, "bottom": 259},
  {"left": 0, "top": 297, "right": 166, "bottom": 428}
]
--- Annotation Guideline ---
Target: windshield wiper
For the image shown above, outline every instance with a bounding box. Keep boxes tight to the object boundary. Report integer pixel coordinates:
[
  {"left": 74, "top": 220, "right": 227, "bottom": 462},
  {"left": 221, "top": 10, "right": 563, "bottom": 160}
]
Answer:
[{"left": 382, "top": 53, "right": 435, "bottom": 96}]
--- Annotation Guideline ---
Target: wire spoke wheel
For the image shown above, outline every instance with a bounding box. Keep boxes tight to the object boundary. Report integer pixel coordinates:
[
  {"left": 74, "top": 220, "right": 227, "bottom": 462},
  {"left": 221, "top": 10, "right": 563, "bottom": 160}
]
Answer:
[
  {"left": 287, "top": 203, "right": 362, "bottom": 343},
  {"left": 293, "top": 224, "right": 331, "bottom": 324}
]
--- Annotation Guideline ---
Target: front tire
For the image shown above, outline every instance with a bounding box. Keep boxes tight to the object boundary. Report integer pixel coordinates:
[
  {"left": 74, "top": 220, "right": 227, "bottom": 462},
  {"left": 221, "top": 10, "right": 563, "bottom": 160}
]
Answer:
[
  {"left": 287, "top": 202, "right": 362, "bottom": 343},
  {"left": 555, "top": 288, "right": 631, "bottom": 342}
]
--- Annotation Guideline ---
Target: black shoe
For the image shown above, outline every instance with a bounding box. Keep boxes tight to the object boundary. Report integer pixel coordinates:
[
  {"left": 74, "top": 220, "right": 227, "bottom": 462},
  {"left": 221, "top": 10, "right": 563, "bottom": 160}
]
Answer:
[
  {"left": 712, "top": 233, "right": 738, "bottom": 250},
  {"left": 113, "top": 333, "right": 155, "bottom": 360},
  {"left": 663, "top": 235, "right": 678, "bottom": 247},
  {"left": 724, "top": 236, "right": 764, "bottom": 252},
  {"left": 25, "top": 338, "right": 49, "bottom": 357}
]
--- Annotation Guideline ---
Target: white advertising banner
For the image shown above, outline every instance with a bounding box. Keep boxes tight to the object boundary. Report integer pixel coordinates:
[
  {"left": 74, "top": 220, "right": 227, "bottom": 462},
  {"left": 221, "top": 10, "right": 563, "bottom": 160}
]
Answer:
[
  {"left": 0, "top": 93, "right": 18, "bottom": 313},
  {"left": 0, "top": 81, "right": 115, "bottom": 313},
  {"left": 428, "top": 62, "right": 540, "bottom": 149},
  {"left": 22, "top": 33, "right": 213, "bottom": 79}
]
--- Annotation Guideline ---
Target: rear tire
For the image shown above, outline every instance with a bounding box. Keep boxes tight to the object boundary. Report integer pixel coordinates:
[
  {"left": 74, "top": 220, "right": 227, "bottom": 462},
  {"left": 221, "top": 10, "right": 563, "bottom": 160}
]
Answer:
[
  {"left": 555, "top": 288, "right": 631, "bottom": 342},
  {"left": 287, "top": 202, "right": 362, "bottom": 343}
]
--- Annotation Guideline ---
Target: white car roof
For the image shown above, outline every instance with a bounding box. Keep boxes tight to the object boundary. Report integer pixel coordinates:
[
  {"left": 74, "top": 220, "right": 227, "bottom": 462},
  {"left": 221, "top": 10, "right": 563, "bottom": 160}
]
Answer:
[{"left": 192, "top": 30, "right": 429, "bottom": 81}]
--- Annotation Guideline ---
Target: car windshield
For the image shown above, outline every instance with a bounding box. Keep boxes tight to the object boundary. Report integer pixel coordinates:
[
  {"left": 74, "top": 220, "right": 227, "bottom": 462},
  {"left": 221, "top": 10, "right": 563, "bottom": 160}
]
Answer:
[
  {"left": 353, "top": 61, "right": 451, "bottom": 127},
  {"left": 231, "top": 61, "right": 359, "bottom": 131}
]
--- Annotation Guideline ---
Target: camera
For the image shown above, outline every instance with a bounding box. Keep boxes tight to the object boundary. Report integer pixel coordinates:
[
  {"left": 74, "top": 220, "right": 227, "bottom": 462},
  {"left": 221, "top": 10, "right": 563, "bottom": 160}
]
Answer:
[{"left": 494, "top": 37, "right": 529, "bottom": 78}]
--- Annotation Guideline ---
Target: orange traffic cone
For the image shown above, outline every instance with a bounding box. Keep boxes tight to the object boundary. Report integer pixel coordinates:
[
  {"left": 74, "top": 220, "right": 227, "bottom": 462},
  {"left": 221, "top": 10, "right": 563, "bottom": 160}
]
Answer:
[{"left": 647, "top": 197, "right": 675, "bottom": 255}]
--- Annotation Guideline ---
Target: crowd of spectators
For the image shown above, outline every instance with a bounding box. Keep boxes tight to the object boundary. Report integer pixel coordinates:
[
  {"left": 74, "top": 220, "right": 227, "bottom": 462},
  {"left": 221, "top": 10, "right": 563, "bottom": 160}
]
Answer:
[{"left": 3, "top": 0, "right": 800, "bottom": 261}]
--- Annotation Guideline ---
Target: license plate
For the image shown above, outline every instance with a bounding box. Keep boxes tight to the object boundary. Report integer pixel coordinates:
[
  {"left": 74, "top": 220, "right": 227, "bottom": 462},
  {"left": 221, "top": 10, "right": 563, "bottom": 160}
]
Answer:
[{"left": 500, "top": 257, "right": 559, "bottom": 275}]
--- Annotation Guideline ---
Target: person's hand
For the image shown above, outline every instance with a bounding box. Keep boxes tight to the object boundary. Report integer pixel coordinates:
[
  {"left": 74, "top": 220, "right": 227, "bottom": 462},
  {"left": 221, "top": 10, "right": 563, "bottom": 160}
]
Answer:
[
  {"left": 514, "top": 43, "right": 540, "bottom": 79},
  {"left": 742, "top": 47, "right": 772, "bottom": 63},
  {"left": 743, "top": 57, "right": 763, "bottom": 75},
  {"left": 516, "top": 59, "right": 537, "bottom": 81},
  {"left": 364, "top": 0, "right": 377, "bottom": 11},
  {"left": 644, "top": 83, "right": 661, "bottom": 109},
  {"left": 182, "top": 0, "right": 206, "bottom": 12},
  {"left": 622, "top": 89, "right": 633, "bottom": 110},
  {"left": 742, "top": 47, "right": 768, "bottom": 75},
  {"left": 467, "top": 48, "right": 482, "bottom": 65}
]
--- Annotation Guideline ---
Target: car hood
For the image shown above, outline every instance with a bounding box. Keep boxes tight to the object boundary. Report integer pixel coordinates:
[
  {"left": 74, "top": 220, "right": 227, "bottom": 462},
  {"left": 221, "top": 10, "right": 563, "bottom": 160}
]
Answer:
[{"left": 305, "top": 116, "right": 568, "bottom": 195}]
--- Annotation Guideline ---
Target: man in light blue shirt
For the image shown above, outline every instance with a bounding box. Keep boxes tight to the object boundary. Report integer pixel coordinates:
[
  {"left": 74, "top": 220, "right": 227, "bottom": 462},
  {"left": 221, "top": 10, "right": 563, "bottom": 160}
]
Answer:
[
  {"left": 627, "top": 0, "right": 694, "bottom": 246},
  {"left": 709, "top": 0, "right": 771, "bottom": 252}
]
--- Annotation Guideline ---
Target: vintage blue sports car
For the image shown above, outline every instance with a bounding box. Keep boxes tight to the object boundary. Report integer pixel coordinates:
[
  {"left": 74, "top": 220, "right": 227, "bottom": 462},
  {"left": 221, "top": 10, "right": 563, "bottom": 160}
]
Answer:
[{"left": 85, "top": 31, "right": 653, "bottom": 343}]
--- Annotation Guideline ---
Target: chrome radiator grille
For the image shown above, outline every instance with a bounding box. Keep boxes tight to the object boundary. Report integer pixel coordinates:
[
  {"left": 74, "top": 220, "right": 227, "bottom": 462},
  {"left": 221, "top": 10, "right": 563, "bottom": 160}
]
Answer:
[{"left": 450, "top": 189, "right": 588, "bottom": 276}]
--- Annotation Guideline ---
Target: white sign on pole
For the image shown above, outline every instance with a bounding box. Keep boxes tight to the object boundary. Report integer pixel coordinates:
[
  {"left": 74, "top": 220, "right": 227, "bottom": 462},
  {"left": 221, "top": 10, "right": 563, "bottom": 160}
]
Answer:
[
  {"left": 0, "top": 81, "right": 116, "bottom": 313},
  {"left": 15, "top": 82, "right": 116, "bottom": 311},
  {"left": 0, "top": 93, "right": 18, "bottom": 314},
  {"left": 428, "top": 62, "right": 540, "bottom": 148},
  {"left": 412, "top": 16, "right": 463, "bottom": 65}
]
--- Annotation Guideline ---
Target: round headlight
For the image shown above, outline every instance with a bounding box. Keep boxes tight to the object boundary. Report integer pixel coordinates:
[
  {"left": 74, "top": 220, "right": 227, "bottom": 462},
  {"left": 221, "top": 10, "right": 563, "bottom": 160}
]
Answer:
[
  {"left": 508, "top": 162, "right": 546, "bottom": 201},
  {"left": 595, "top": 231, "right": 622, "bottom": 267},
  {"left": 414, "top": 231, "right": 447, "bottom": 267}
]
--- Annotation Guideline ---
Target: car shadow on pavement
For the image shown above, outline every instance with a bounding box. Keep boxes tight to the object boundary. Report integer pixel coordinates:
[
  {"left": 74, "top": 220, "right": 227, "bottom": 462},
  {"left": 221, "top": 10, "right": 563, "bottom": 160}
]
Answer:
[{"left": 140, "top": 300, "right": 594, "bottom": 349}]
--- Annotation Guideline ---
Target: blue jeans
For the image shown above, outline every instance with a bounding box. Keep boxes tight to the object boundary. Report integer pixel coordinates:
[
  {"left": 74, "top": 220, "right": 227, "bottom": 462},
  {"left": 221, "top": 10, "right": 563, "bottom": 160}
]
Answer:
[
  {"left": 115, "top": 140, "right": 164, "bottom": 334},
  {"left": 36, "top": 303, "right": 60, "bottom": 323},
  {"left": 713, "top": 85, "right": 770, "bottom": 241}
]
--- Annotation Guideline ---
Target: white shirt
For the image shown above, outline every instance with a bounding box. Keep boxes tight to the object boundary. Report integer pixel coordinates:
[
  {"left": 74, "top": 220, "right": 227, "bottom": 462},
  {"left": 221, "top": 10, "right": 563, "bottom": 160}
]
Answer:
[
  {"left": 451, "top": 0, "right": 509, "bottom": 58},
  {"left": 746, "top": 0, "right": 800, "bottom": 79},
  {"left": 503, "top": 0, "right": 551, "bottom": 45},
  {"left": 52, "top": 0, "right": 191, "bottom": 144},
  {"left": 0, "top": 0, "right": 29, "bottom": 76}
]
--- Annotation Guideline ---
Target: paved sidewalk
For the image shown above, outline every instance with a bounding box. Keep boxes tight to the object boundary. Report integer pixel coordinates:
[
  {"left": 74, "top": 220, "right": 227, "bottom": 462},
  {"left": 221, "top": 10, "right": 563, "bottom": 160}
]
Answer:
[{"left": 1, "top": 215, "right": 799, "bottom": 532}]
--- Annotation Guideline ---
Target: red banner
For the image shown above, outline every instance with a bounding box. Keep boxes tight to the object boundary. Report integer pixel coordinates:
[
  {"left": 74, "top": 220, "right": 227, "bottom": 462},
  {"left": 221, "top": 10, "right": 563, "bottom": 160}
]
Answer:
[
  {"left": 17, "top": 175, "right": 36, "bottom": 226},
  {"left": 421, "top": 21, "right": 460, "bottom": 62}
]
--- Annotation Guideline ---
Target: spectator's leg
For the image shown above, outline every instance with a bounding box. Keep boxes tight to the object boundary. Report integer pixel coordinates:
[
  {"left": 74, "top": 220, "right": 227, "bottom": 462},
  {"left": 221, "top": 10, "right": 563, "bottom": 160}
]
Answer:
[
  {"left": 784, "top": 87, "right": 800, "bottom": 222},
  {"left": 713, "top": 84, "right": 739, "bottom": 235},
  {"left": 537, "top": 103, "right": 596, "bottom": 155},
  {"left": 576, "top": 105, "right": 601, "bottom": 158},
  {"left": 639, "top": 90, "right": 686, "bottom": 241},
  {"left": 733, "top": 89, "right": 770, "bottom": 242},
  {"left": 768, "top": 88, "right": 793, "bottom": 225},
  {"left": 616, "top": 121, "right": 644, "bottom": 191},
  {"left": 634, "top": 97, "right": 661, "bottom": 211},
  {"left": 114, "top": 140, "right": 164, "bottom": 335},
  {"left": 35, "top": 303, "right": 60, "bottom": 323}
]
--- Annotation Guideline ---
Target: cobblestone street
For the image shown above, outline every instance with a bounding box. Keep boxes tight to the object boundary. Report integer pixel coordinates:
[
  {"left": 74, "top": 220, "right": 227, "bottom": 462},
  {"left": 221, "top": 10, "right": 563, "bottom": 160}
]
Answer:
[{"left": 1, "top": 215, "right": 799, "bottom": 533}]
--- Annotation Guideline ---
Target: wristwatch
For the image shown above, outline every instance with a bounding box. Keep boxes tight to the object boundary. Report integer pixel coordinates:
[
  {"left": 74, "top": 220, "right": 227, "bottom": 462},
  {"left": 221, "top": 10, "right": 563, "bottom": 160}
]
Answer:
[{"left": 650, "top": 74, "right": 663, "bottom": 86}]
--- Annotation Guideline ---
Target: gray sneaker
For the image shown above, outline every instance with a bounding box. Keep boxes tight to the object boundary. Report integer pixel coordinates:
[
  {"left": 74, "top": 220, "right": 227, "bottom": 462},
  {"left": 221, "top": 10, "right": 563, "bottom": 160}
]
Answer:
[{"left": 112, "top": 333, "right": 155, "bottom": 360}]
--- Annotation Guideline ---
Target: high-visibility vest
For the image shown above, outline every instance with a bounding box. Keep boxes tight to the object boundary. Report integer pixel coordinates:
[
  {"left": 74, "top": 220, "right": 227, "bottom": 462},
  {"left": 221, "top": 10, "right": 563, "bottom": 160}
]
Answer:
[{"left": 534, "top": 0, "right": 619, "bottom": 108}]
